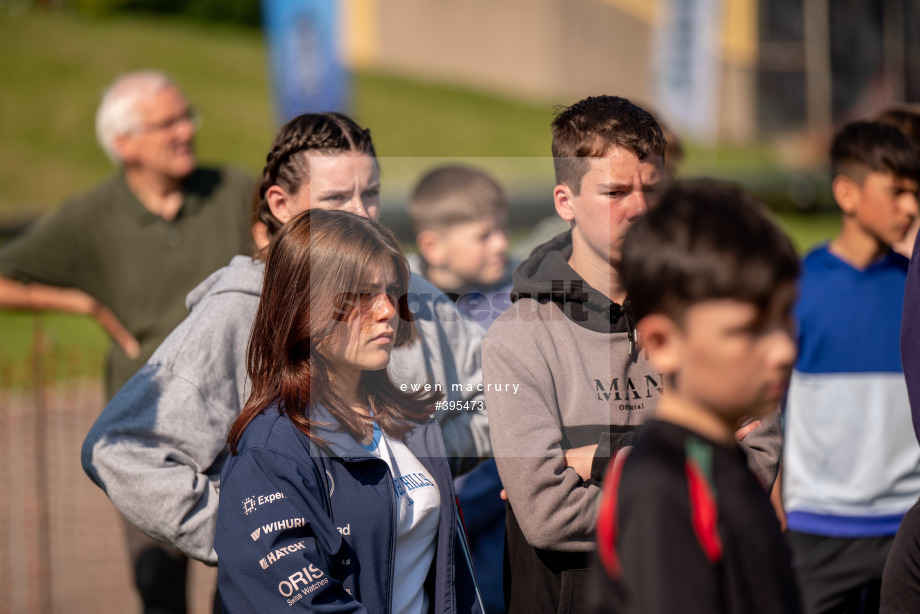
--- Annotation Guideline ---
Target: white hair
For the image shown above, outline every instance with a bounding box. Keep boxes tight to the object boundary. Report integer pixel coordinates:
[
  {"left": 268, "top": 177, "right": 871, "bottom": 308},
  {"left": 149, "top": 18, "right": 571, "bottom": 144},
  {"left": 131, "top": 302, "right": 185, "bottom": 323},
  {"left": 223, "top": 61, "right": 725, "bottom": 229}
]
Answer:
[{"left": 95, "top": 70, "right": 177, "bottom": 165}]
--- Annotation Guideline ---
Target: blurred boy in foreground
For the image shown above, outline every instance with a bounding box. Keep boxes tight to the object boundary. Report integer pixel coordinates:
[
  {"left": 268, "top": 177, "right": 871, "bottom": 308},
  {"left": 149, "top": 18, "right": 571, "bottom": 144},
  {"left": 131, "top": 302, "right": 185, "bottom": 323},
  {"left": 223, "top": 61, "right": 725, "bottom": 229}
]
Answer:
[{"left": 591, "top": 181, "right": 802, "bottom": 614}]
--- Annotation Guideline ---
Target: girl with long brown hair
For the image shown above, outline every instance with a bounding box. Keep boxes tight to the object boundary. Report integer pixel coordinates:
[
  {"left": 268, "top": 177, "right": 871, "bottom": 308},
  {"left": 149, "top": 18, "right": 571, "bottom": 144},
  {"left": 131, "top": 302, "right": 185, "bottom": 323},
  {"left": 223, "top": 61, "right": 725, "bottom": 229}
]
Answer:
[{"left": 214, "top": 209, "right": 482, "bottom": 613}]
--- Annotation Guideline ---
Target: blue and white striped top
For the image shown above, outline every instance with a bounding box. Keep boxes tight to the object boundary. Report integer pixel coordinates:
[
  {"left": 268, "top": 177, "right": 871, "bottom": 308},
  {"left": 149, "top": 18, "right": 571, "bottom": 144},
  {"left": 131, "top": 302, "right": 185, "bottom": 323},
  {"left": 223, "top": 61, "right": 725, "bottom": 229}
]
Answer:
[{"left": 783, "top": 245, "right": 920, "bottom": 537}]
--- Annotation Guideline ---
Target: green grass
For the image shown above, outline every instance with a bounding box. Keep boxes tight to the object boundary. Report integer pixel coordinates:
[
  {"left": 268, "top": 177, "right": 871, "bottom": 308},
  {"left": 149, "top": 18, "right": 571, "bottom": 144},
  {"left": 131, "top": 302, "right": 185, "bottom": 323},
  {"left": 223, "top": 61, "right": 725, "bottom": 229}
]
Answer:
[
  {"left": 355, "top": 71, "right": 554, "bottom": 157},
  {"left": 0, "top": 7, "right": 273, "bottom": 219},
  {"left": 775, "top": 212, "right": 840, "bottom": 254},
  {"left": 0, "top": 6, "right": 557, "bottom": 377},
  {"left": 0, "top": 6, "right": 842, "bottom": 379},
  {"left": 0, "top": 7, "right": 557, "bottom": 220},
  {"left": 0, "top": 311, "right": 106, "bottom": 386}
]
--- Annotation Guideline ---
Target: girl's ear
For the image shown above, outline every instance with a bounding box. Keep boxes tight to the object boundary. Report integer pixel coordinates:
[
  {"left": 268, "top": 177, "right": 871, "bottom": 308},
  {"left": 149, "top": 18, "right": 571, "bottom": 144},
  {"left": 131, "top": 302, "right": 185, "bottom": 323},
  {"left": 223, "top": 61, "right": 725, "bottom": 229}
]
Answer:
[
  {"left": 266, "top": 185, "right": 298, "bottom": 224},
  {"left": 636, "top": 314, "right": 683, "bottom": 375}
]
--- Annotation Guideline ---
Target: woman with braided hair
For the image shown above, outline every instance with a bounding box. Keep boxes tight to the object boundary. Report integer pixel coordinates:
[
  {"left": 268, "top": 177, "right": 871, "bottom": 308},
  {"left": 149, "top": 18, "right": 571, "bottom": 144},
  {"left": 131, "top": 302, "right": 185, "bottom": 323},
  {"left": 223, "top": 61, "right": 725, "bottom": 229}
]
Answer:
[
  {"left": 82, "top": 113, "right": 490, "bottom": 603},
  {"left": 253, "top": 112, "right": 381, "bottom": 247}
]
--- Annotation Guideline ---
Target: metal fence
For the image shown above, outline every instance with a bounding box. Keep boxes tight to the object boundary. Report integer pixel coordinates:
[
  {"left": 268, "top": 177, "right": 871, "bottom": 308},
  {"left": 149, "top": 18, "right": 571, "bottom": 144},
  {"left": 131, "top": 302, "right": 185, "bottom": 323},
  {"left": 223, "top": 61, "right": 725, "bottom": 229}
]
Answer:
[{"left": 0, "top": 326, "right": 217, "bottom": 614}]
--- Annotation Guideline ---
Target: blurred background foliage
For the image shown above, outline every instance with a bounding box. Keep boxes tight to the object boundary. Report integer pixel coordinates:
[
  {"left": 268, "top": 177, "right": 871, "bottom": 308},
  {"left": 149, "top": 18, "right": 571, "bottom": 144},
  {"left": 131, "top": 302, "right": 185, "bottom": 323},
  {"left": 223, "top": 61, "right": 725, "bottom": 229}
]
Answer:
[
  {"left": 0, "top": 3, "right": 839, "bottom": 370},
  {"left": 62, "top": 0, "right": 262, "bottom": 26}
]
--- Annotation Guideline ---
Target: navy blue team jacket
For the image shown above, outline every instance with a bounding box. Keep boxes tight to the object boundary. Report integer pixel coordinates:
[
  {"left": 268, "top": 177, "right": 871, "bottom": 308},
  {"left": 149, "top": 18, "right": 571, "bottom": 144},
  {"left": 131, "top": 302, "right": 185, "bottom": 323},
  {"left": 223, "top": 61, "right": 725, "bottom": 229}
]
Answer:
[{"left": 215, "top": 406, "right": 483, "bottom": 613}]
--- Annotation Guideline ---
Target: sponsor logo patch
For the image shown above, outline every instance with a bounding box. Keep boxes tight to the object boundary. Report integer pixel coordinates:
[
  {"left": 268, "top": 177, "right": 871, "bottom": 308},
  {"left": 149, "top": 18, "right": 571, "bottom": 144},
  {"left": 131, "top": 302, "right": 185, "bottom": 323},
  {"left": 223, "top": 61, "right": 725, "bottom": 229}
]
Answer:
[
  {"left": 259, "top": 540, "right": 305, "bottom": 570},
  {"left": 243, "top": 492, "right": 286, "bottom": 516},
  {"left": 259, "top": 517, "right": 306, "bottom": 539},
  {"left": 278, "top": 564, "right": 326, "bottom": 597}
]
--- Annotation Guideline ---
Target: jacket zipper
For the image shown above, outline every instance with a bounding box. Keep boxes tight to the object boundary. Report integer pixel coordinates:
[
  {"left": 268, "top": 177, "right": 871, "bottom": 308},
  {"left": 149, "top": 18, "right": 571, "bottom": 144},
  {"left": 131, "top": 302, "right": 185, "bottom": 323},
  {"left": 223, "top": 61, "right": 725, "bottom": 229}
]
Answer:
[{"left": 383, "top": 458, "right": 397, "bottom": 614}]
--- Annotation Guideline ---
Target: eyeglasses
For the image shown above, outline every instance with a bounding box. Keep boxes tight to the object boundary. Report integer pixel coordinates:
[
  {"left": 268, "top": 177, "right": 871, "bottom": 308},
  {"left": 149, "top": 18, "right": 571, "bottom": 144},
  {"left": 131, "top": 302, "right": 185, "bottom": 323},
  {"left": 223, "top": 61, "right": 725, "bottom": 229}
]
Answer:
[{"left": 133, "top": 107, "right": 201, "bottom": 134}]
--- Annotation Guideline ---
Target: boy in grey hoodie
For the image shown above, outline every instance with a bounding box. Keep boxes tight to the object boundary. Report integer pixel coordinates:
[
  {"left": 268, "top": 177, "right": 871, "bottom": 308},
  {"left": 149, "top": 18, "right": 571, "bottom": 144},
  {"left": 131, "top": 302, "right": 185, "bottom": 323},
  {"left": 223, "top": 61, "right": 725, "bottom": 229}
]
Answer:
[{"left": 482, "top": 96, "right": 783, "bottom": 614}]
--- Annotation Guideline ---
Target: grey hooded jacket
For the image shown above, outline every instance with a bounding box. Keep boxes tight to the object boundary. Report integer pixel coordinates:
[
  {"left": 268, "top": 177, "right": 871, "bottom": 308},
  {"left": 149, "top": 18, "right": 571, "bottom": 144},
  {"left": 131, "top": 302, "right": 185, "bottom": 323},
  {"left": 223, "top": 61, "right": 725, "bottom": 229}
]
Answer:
[{"left": 82, "top": 255, "right": 490, "bottom": 564}]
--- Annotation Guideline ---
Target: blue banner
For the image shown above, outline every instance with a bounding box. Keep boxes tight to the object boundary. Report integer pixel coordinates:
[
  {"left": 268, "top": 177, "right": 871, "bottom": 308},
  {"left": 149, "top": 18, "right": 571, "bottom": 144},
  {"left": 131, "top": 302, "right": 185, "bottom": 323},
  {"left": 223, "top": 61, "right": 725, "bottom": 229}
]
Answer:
[{"left": 262, "top": 0, "right": 349, "bottom": 124}]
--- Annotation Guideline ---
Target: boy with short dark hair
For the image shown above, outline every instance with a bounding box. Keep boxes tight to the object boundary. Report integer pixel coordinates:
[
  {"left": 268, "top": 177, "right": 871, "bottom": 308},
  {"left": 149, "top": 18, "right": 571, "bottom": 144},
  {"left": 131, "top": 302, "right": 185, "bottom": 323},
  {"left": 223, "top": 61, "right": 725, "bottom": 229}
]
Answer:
[
  {"left": 876, "top": 105, "right": 920, "bottom": 257},
  {"left": 483, "top": 96, "right": 783, "bottom": 614},
  {"left": 782, "top": 121, "right": 920, "bottom": 614},
  {"left": 590, "top": 180, "right": 802, "bottom": 613},
  {"left": 408, "top": 164, "right": 512, "bottom": 328}
]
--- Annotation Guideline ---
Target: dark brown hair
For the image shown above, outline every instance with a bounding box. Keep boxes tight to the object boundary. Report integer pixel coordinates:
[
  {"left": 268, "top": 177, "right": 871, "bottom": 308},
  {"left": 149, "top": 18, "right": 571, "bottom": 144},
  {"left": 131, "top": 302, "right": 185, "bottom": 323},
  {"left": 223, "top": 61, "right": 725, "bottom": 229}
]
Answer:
[
  {"left": 830, "top": 120, "right": 920, "bottom": 183},
  {"left": 876, "top": 106, "right": 920, "bottom": 147},
  {"left": 407, "top": 165, "right": 508, "bottom": 233},
  {"left": 622, "top": 180, "right": 799, "bottom": 323},
  {"left": 254, "top": 112, "right": 378, "bottom": 243},
  {"left": 551, "top": 95, "right": 666, "bottom": 195},
  {"left": 228, "top": 209, "right": 438, "bottom": 453}
]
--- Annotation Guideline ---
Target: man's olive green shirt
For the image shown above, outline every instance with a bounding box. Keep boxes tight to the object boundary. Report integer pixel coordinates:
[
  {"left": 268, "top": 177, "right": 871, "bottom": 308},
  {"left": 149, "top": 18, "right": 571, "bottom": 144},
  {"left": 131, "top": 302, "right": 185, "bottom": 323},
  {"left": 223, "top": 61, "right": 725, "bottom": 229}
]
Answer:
[{"left": 0, "top": 167, "right": 254, "bottom": 399}]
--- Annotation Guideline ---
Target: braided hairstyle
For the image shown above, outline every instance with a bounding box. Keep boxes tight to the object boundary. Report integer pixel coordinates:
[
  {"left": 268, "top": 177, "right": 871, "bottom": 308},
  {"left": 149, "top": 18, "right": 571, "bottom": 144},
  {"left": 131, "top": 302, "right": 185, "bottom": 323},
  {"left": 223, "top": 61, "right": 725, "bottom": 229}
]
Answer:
[{"left": 256, "top": 112, "right": 377, "bottom": 241}]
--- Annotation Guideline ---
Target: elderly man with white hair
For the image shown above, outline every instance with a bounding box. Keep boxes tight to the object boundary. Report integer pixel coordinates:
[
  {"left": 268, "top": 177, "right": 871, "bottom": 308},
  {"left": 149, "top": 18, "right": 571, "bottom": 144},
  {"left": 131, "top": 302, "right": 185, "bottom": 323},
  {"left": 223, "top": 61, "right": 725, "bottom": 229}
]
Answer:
[{"left": 0, "top": 70, "right": 254, "bottom": 612}]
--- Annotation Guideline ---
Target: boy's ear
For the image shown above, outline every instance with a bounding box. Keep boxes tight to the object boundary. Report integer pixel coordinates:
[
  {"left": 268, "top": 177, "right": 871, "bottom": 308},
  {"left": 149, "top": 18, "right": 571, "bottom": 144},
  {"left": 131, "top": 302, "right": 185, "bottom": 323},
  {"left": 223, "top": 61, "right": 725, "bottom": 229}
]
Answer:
[
  {"left": 416, "top": 230, "right": 448, "bottom": 267},
  {"left": 832, "top": 175, "right": 860, "bottom": 216},
  {"left": 636, "top": 314, "right": 682, "bottom": 375},
  {"left": 266, "top": 185, "right": 297, "bottom": 224},
  {"left": 553, "top": 184, "right": 576, "bottom": 223}
]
